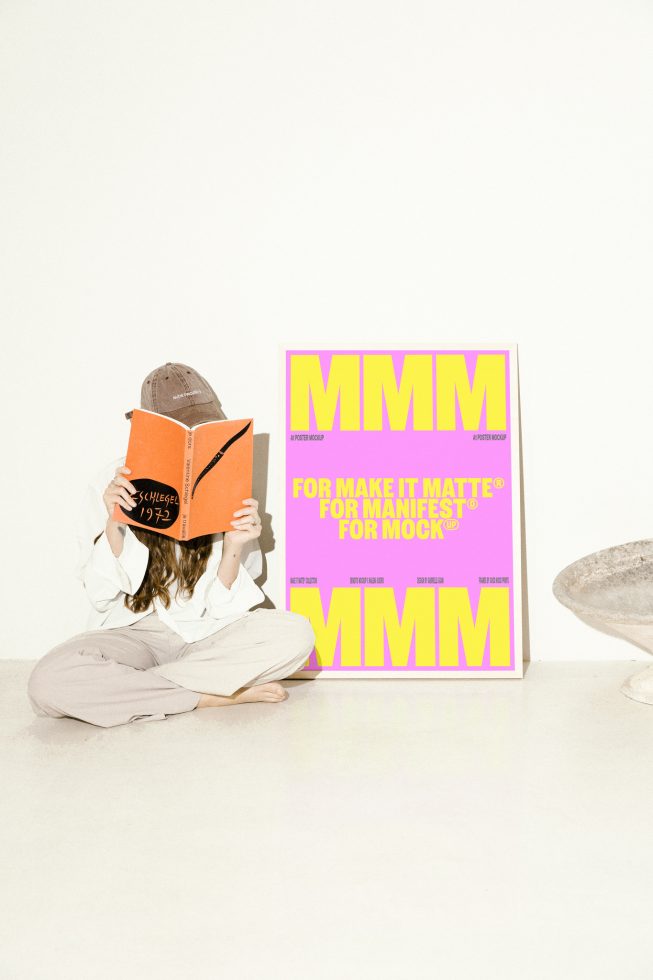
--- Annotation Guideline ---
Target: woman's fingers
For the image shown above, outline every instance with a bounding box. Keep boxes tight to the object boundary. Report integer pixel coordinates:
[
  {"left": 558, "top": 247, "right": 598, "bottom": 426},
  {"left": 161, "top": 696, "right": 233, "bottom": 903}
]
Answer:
[
  {"left": 104, "top": 467, "right": 136, "bottom": 515},
  {"left": 106, "top": 489, "right": 135, "bottom": 510},
  {"left": 232, "top": 504, "right": 259, "bottom": 518},
  {"left": 112, "top": 474, "right": 137, "bottom": 494},
  {"left": 109, "top": 484, "right": 136, "bottom": 506},
  {"left": 119, "top": 489, "right": 136, "bottom": 508},
  {"left": 233, "top": 498, "right": 259, "bottom": 516},
  {"left": 111, "top": 495, "right": 133, "bottom": 511},
  {"left": 226, "top": 498, "right": 261, "bottom": 537},
  {"left": 114, "top": 467, "right": 136, "bottom": 493}
]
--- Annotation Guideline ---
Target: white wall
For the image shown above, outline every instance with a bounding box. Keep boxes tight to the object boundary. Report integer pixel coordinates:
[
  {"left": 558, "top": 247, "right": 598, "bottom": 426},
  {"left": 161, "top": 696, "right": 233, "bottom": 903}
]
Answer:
[{"left": 2, "top": 0, "right": 651, "bottom": 662}]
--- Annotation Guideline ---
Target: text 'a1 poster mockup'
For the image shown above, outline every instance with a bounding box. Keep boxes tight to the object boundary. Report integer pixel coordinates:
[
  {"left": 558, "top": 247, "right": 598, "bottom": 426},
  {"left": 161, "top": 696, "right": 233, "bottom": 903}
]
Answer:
[{"left": 282, "top": 345, "right": 522, "bottom": 679}]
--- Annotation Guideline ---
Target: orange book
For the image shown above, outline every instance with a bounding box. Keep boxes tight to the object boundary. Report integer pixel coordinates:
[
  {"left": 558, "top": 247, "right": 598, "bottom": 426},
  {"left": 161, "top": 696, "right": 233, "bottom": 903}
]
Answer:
[{"left": 112, "top": 408, "right": 254, "bottom": 541}]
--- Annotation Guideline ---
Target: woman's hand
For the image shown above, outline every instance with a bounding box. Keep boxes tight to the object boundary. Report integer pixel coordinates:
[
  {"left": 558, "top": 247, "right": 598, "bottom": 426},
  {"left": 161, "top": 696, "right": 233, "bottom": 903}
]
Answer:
[
  {"left": 223, "top": 498, "right": 262, "bottom": 547},
  {"left": 103, "top": 466, "right": 137, "bottom": 520},
  {"left": 100, "top": 466, "right": 137, "bottom": 558}
]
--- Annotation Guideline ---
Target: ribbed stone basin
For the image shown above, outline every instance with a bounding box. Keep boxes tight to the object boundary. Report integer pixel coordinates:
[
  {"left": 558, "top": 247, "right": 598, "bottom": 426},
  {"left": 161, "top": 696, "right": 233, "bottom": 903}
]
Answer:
[{"left": 553, "top": 540, "right": 653, "bottom": 655}]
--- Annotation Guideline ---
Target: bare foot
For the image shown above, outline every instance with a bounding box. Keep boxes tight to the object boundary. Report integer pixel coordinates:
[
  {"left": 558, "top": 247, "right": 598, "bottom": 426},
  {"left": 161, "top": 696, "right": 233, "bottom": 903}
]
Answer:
[{"left": 197, "top": 682, "right": 289, "bottom": 708}]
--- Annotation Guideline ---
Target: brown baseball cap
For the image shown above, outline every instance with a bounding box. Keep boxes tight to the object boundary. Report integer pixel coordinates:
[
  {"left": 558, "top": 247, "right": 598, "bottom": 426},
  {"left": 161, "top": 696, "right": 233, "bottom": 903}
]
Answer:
[{"left": 125, "top": 362, "right": 226, "bottom": 426}]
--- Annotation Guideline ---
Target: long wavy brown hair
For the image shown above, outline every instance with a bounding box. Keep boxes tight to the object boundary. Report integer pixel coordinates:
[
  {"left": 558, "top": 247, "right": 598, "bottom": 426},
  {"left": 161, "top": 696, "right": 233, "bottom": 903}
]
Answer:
[{"left": 121, "top": 527, "right": 214, "bottom": 613}]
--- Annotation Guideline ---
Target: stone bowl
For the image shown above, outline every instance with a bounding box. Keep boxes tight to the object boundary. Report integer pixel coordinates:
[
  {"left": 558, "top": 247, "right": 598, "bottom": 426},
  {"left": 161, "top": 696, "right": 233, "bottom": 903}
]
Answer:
[{"left": 552, "top": 540, "right": 653, "bottom": 656}]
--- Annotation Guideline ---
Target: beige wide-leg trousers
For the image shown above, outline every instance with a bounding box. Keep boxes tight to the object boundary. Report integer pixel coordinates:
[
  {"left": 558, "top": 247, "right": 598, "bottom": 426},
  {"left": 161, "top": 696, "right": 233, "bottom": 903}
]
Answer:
[{"left": 27, "top": 608, "right": 316, "bottom": 729}]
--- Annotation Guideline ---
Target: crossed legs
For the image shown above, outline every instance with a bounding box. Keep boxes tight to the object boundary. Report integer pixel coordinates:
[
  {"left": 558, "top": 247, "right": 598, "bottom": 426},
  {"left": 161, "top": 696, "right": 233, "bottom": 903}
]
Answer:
[{"left": 28, "top": 609, "right": 316, "bottom": 728}]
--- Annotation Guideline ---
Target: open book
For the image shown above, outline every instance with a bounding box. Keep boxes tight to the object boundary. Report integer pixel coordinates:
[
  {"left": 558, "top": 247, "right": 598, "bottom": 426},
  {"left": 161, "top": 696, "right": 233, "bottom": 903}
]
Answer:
[{"left": 111, "top": 408, "right": 254, "bottom": 541}]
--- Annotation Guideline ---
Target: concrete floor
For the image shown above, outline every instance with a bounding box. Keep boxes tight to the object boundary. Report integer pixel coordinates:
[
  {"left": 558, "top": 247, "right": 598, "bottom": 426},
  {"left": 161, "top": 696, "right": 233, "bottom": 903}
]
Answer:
[{"left": 2, "top": 660, "right": 653, "bottom": 980}]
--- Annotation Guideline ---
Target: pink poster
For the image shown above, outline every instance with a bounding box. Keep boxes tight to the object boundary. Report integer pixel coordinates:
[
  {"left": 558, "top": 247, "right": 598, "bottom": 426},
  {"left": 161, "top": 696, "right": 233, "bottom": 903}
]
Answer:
[{"left": 281, "top": 345, "right": 522, "bottom": 679}]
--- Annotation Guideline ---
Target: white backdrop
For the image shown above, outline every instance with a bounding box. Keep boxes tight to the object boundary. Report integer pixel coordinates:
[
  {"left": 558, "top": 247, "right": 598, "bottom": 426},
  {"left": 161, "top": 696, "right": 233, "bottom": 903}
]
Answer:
[{"left": 2, "top": 0, "right": 651, "bottom": 662}]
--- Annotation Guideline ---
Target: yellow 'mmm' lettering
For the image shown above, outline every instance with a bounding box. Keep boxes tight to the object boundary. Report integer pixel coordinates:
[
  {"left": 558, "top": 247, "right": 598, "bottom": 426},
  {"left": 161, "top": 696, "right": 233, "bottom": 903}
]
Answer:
[
  {"left": 435, "top": 354, "right": 506, "bottom": 431},
  {"left": 439, "top": 587, "right": 510, "bottom": 667},
  {"left": 290, "top": 354, "right": 360, "bottom": 431},
  {"left": 363, "top": 355, "right": 433, "bottom": 430},
  {"left": 290, "top": 587, "right": 361, "bottom": 666},
  {"left": 289, "top": 353, "right": 506, "bottom": 431},
  {"left": 290, "top": 586, "right": 510, "bottom": 668},
  {"left": 365, "top": 588, "right": 435, "bottom": 666}
]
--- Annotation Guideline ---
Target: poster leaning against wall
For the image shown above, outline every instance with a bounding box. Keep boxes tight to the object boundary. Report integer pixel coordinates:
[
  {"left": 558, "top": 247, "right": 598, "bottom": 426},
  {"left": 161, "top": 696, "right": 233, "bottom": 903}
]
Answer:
[{"left": 281, "top": 343, "right": 522, "bottom": 679}]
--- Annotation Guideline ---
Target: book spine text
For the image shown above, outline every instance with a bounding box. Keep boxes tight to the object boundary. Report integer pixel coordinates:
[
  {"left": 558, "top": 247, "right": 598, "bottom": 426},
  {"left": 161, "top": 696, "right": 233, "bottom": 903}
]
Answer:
[{"left": 180, "top": 429, "right": 194, "bottom": 541}]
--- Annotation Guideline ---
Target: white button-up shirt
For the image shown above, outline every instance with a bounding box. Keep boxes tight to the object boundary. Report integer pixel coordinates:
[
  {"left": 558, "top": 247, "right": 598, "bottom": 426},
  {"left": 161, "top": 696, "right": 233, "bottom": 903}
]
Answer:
[{"left": 75, "top": 455, "right": 266, "bottom": 642}]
